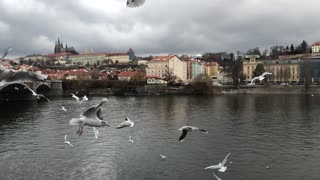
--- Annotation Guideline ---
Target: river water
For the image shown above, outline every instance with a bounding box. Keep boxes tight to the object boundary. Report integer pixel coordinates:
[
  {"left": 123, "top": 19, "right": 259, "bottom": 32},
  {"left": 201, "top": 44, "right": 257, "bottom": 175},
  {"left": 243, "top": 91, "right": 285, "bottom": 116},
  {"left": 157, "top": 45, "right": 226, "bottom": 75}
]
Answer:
[{"left": 0, "top": 95, "right": 320, "bottom": 180}]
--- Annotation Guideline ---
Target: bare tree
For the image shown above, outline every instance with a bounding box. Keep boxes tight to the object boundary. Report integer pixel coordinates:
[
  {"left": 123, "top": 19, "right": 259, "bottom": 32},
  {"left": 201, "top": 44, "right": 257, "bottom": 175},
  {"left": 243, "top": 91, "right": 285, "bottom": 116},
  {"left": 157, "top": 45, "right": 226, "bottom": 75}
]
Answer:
[{"left": 163, "top": 66, "right": 176, "bottom": 85}]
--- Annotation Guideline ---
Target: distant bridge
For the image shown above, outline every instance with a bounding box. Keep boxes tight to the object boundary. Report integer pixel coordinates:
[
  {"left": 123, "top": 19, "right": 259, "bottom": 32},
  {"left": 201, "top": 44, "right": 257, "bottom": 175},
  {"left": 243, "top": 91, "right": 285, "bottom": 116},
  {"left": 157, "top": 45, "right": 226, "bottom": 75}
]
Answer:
[{"left": 0, "top": 80, "right": 62, "bottom": 101}]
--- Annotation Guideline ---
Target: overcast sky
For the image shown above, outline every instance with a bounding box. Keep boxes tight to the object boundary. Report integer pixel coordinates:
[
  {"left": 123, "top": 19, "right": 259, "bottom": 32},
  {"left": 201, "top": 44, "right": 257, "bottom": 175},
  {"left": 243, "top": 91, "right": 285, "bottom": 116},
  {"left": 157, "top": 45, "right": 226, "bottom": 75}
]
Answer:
[{"left": 1, "top": 0, "right": 320, "bottom": 58}]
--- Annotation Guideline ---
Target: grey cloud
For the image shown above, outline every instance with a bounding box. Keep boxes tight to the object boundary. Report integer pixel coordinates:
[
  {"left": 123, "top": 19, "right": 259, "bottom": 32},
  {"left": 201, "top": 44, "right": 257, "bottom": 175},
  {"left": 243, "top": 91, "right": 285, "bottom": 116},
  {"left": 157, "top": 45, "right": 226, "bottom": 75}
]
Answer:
[{"left": 0, "top": 0, "right": 320, "bottom": 57}]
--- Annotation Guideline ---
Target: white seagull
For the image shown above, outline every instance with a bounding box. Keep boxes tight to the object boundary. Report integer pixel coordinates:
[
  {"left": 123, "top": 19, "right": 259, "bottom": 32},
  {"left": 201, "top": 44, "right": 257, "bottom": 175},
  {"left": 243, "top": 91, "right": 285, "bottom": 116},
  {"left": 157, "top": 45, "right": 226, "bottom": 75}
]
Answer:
[
  {"left": 160, "top": 154, "right": 167, "bottom": 160},
  {"left": 126, "top": 0, "right": 146, "bottom": 8},
  {"left": 61, "top": 106, "right": 67, "bottom": 112},
  {"left": 204, "top": 153, "right": 231, "bottom": 172},
  {"left": 69, "top": 98, "right": 110, "bottom": 136},
  {"left": 178, "top": 126, "right": 208, "bottom": 142},
  {"left": 212, "top": 172, "right": 222, "bottom": 180},
  {"left": 93, "top": 127, "right": 99, "bottom": 139},
  {"left": 128, "top": 136, "right": 134, "bottom": 143},
  {"left": 14, "top": 87, "right": 19, "bottom": 91},
  {"left": 249, "top": 72, "right": 272, "bottom": 85},
  {"left": 80, "top": 95, "right": 88, "bottom": 104},
  {"left": 71, "top": 93, "right": 80, "bottom": 103},
  {"left": 116, "top": 117, "right": 134, "bottom": 129},
  {"left": 24, "top": 86, "right": 50, "bottom": 102},
  {"left": 64, "top": 135, "right": 74, "bottom": 147}
]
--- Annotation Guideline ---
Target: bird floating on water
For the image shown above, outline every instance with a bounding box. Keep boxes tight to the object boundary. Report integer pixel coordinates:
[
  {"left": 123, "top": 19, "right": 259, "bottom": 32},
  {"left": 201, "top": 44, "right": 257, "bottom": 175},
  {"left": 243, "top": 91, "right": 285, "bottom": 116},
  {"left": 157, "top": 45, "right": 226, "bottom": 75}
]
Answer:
[
  {"left": 178, "top": 126, "right": 208, "bottom": 142},
  {"left": 69, "top": 98, "right": 110, "bottom": 135},
  {"left": 204, "top": 153, "right": 231, "bottom": 172}
]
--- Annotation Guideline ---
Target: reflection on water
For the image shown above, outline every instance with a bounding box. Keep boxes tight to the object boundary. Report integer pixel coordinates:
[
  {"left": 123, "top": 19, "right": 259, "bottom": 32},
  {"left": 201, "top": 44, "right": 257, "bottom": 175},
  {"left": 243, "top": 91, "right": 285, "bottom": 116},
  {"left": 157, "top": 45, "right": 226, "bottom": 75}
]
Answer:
[{"left": 1, "top": 95, "right": 320, "bottom": 180}]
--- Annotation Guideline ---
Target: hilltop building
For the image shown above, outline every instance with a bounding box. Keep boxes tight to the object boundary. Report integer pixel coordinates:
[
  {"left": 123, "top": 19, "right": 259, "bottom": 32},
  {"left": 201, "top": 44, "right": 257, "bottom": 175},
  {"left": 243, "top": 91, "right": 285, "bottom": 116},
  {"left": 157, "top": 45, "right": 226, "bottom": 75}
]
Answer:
[{"left": 54, "top": 37, "right": 78, "bottom": 55}]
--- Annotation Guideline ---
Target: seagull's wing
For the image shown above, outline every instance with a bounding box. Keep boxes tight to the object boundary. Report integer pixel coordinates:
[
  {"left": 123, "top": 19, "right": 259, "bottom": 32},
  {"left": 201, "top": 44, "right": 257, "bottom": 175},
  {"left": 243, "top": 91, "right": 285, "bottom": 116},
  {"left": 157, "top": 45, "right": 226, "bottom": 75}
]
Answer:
[
  {"left": 96, "top": 108, "right": 103, "bottom": 120},
  {"left": 261, "top": 72, "right": 272, "bottom": 77},
  {"left": 126, "top": 0, "right": 146, "bottom": 8},
  {"left": 116, "top": 122, "right": 129, "bottom": 129},
  {"left": 221, "top": 153, "right": 231, "bottom": 166},
  {"left": 204, "top": 164, "right": 222, "bottom": 170},
  {"left": 80, "top": 105, "right": 98, "bottom": 118},
  {"left": 64, "top": 135, "right": 67, "bottom": 141},
  {"left": 212, "top": 172, "right": 222, "bottom": 180},
  {"left": 179, "top": 129, "right": 188, "bottom": 142},
  {"left": 80, "top": 98, "right": 107, "bottom": 118},
  {"left": 37, "top": 94, "right": 50, "bottom": 102}
]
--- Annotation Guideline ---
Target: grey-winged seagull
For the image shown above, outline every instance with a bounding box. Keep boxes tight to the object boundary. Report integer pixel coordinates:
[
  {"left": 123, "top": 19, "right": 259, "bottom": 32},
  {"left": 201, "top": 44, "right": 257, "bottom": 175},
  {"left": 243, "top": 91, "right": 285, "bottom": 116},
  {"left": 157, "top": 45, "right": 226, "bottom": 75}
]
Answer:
[
  {"left": 178, "top": 126, "right": 208, "bottom": 142},
  {"left": 69, "top": 98, "right": 110, "bottom": 135},
  {"left": 116, "top": 117, "right": 134, "bottom": 129},
  {"left": 204, "top": 153, "right": 231, "bottom": 172}
]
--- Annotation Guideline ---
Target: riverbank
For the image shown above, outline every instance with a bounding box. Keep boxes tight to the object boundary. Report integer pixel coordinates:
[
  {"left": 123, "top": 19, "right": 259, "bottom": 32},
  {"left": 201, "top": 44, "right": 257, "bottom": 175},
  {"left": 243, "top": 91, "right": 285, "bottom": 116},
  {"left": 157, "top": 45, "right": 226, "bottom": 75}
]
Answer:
[{"left": 62, "top": 80, "right": 320, "bottom": 96}]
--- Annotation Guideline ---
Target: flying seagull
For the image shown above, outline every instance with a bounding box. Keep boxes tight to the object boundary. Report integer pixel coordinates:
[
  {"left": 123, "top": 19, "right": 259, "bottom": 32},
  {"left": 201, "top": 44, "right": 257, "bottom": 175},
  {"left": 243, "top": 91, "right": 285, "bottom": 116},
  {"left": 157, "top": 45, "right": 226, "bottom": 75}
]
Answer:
[
  {"left": 178, "top": 126, "right": 208, "bottom": 142},
  {"left": 71, "top": 93, "right": 80, "bottom": 103},
  {"left": 128, "top": 136, "right": 134, "bottom": 143},
  {"left": 69, "top": 98, "right": 110, "bottom": 135},
  {"left": 64, "top": 135, "right": 74, "bottom": 147},
  {"left": 116, "top": 117, "right": 134, "bottom": 129},
  {"left": 249, "top": 72, "right": 272, "bottom": 85},
  {"left": 126, "top": 0, "right": 146, "bottom": 8},
  {"left": 24, "top": 86, "right": 50, "bottom": 102},
  {"left": 61, "top": 106, "right": 67, "bottom": 112},
  {"left": 160, "top": 154, "right": 167, "bottom": 160},
  {"left": 0, "top": 47, "right": 12, "bottom": 60},
  {"left": 80, "top": 95, "right": 88, "bottom": 104},
  {"left": 93, "top": 127, "right": 99, "bottom": 139},
  {"left": 204, "top": 153, "right": 232, "bottom": 172}
]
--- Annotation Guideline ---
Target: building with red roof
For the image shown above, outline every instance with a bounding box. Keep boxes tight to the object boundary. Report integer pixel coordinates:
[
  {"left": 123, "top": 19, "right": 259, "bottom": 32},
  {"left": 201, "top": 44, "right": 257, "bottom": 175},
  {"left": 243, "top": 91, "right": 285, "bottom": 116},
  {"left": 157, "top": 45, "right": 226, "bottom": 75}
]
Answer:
[{"left": 312, "top": 41, "right": 320, "bottom": 54}]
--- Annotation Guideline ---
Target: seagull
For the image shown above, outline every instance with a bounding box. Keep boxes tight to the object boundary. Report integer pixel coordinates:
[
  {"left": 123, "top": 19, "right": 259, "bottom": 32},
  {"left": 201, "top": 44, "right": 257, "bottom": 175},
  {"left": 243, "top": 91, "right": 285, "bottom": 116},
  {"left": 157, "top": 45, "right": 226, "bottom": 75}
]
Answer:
[
  {"left": 0, "top": 47, "right": 13, "bottom": 60},
  {"left": 178, "top": 126, "right": 208, "bottom": 142},
  {"left": 204, "top": 153, "right": 231, "bottom": 172},
  {"left": 61, "top": 106, "right": 67, "bottom": 112},
  {"left": 80, "top": 95, "right": 88, "bottom": 104},
  {"left": 212, "top": 172, "right": 222, "bottom": 180},
  {"left": 69, "top": 98, "right": 110, "bottom": 136},
  {"left": 128, "top": 136, "right": 134, "bottom": 143},
  {"left": 24, "top": 86, "right": 50, "bottom": 102},
  {"left": 64, "top": 135, "right": 74, "bottom": 147},
  {"left": 160, "top": 154, "right": 167, "bottom": 160},
  {"left": 249, "top": 72, "right": 272, "bottom": 85},
  {"left": 116, "top": 117, "right": 134, "bottom": 129},
  {"left": 14, "top": 87, "right": 19, "bottom": 91},
  {"left": 126, "top": 0, "right": 146, "bottom": 8},
  {"left": 71, "top": 93, "right": 80, "bottom": 103},
  {"left": 93, "top": 127, "right": 99, "bottom": 139}
]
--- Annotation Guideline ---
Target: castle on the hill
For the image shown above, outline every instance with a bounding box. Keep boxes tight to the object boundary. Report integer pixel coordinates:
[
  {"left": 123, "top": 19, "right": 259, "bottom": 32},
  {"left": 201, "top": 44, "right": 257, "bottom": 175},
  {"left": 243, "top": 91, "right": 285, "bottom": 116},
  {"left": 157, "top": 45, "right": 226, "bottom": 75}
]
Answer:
[{"left": 54, "top": 37, "right": 78, "bottom": 54}]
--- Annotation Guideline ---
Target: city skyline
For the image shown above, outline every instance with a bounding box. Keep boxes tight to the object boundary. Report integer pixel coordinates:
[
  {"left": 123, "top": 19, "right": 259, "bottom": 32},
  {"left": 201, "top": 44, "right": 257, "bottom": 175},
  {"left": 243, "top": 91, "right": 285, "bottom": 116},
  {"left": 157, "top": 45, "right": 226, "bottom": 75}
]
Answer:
[{"left": 1, "top": 0, "right": 320, "bottom": 57}]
